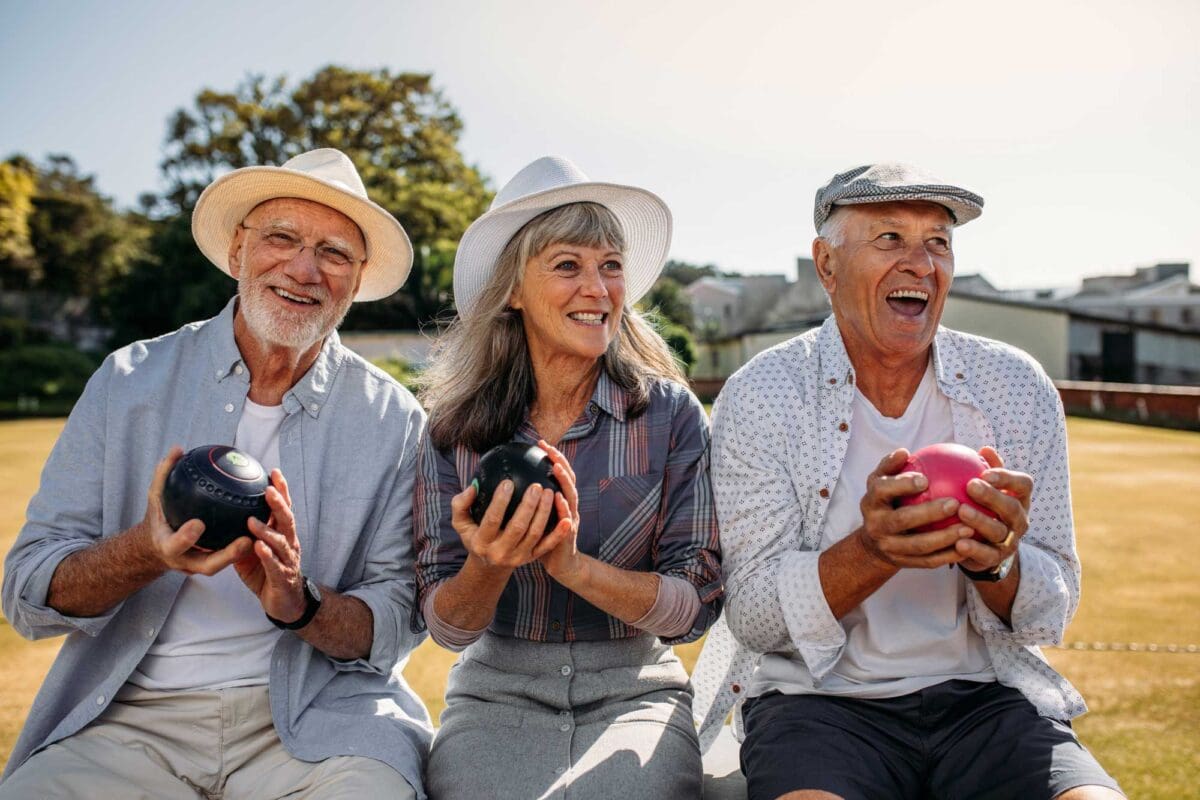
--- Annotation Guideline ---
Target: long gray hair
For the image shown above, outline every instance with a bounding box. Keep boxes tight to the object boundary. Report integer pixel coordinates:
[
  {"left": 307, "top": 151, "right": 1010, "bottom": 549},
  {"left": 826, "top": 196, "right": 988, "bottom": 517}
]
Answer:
[{"left": 421, "top": 202, "right": 686, "bottom": 452}]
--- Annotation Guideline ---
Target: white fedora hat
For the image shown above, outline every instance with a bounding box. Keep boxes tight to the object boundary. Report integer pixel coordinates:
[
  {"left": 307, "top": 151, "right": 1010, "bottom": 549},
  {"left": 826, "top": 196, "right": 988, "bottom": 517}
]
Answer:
[
  {"left": 452, "top": 156, "right": 672, "bottom": 317},
  {"left": 192, "top": 148, "right": 413, "bottom": 302}
]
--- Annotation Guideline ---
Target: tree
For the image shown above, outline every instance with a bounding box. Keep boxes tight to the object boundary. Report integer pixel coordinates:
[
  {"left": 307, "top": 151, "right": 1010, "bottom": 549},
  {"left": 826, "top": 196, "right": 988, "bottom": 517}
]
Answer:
[
  {"left": 661, "top": 259, "right": 720, "bottom": 287},
  {"left": 638, "top": 276, "right": 694, "bottom": 330},
  {"left": 158, "top": 66, "right": 492, "bottom": 326},
  {"left": 103, "top": 214, "right": 237, "bottom": 347},
  {"left": 26, "top": 156, "right": 150, "bottom": 301},
  {"left": 0, "top": 158, "right": 37, "bottom": 284}
]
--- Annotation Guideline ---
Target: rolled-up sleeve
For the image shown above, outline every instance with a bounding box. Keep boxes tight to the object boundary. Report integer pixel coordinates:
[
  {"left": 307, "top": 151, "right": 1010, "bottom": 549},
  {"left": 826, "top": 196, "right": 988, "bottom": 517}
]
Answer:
[
  {"left": 336, "top": 407, "right": 429, "bottom": 674},
  {"left": 712, "top": 373, "right": 846, "bottom": 677},
  {"left": 970, "top": 370, "right": 1079, "bottom": 646},
  {"left": 2, "top": 359, "right": 124, "bottom": 640},
  {"left": 653, "top": 391, "right": 723, "bottom": 645},
  {"left": 409, "top": 433, "right": 469, "bottom": 636}
]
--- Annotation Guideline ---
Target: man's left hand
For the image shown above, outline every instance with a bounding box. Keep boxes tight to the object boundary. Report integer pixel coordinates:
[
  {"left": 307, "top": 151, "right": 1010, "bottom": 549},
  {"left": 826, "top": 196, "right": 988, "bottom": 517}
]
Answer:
[
  {"left": 955, "top": 446, "right": 1031, "bottom": 574},
  {"left": 235, "top": 469, "right": 307, "bottom": 622}
]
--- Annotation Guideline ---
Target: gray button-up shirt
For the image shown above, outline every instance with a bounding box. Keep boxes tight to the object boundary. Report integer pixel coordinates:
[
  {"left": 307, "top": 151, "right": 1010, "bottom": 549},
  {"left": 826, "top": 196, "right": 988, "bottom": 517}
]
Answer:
[{"left": 2, "top": 299, "right": 432, "bottom": 795}]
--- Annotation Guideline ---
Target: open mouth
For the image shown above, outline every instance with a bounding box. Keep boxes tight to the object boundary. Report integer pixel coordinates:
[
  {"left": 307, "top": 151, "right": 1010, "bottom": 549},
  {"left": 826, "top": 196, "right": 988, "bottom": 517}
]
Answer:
[
  {"left": 567, "top": 311, "right": 608, "bottom": 327},
  {"left": 272, "top": 287, "right": 320, "bottom": 307},
  {"left": 885, "top": 289, "right": 929, "bottom": 318}
]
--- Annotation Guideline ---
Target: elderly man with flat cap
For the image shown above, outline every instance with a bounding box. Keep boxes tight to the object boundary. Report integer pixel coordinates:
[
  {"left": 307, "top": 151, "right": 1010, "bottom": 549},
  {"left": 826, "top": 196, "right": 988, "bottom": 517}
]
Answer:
[
  {"left": 693, "top": 165, "right": 1121, "bottom": 799},
  {"left": 1, "top": 150, "right": 431, "bottom": 799}
]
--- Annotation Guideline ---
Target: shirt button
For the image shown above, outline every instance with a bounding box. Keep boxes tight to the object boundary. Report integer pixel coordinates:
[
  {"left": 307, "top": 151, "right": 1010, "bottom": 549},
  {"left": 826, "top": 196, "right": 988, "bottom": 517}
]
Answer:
[
  {"left": 96, "top": 695, "right": 105, "bottom": 705},
  {"left": 560, "top": 710, "right": 571, "bottom": 716},
  {"left": 731, "top": 683, "right": 741, "bottom": 694},
  {"left": 215, "top": 370, "right": 222, "bottom": 378},
  {"left": 560, "top": 665, "right": 573, "bottom": 676},
  {"left": 828, "top": 377, "right": 837, "bottom": 385},
  {"left": 234, "top": 365, "right": 244, "bottom": 375},
  {"left": 224, "top": 403, "right": 234, "bottom": 413},
  {"left": 310, "top": 403, "right": 319, "bottom": 413},
  {"left": 559, "top": 723, "right": 571, "bottom": 731},
  {"left": 555, "top": 767, "right": 566, "bottom": 775},
  {"left": 837, "top": 422, "right": 849, "bottom": 432},
  {"left": 956, "top": 372, "right": 965, "bottom": 380},
  {"left": 146, "top": 627, "right": 156, "bottom": 638},
  {"left": 819, "top": 487, "right": 830, "bottom": 499},
  {"left": 550, "top": 620, "right": 562, "bottom": 632}
]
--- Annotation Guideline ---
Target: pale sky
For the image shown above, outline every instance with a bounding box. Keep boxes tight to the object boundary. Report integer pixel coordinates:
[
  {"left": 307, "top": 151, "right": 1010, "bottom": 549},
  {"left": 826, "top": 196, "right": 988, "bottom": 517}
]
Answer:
[{"left": 2, "top": 0, "right": 1197, "bottom": 290}]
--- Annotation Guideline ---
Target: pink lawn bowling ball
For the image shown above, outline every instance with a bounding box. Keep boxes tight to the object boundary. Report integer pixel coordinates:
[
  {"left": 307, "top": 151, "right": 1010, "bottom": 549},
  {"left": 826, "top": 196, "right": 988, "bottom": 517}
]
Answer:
[{"left": 898, "top": 443, "right": 997, "bottom": 535}]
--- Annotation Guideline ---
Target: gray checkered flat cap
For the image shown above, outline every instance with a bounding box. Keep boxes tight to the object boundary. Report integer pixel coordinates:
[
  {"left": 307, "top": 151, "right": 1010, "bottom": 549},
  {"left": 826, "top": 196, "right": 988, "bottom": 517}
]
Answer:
[{"left": 813, "top": 163, "right": 984, "bottom": 231}]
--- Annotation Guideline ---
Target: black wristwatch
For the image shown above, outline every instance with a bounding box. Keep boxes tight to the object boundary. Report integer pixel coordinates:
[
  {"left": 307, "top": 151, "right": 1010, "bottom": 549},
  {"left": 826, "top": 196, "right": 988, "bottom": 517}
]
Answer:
[
  {"left": 267, "top": 576, "right": 323, "bottom": 630},
  {"left": 960, "top": 553, "right": 1016, "bottom": 583}
]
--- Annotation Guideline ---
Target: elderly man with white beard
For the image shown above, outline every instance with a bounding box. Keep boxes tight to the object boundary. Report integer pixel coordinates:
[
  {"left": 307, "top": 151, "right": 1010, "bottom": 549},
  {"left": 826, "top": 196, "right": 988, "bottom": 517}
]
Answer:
[{"left": 1, "top": 150, "right": 431, "bottom": 799}]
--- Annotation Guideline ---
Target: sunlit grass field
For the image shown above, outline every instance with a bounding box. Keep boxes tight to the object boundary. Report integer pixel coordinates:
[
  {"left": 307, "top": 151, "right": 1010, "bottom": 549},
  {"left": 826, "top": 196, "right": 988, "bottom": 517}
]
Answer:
[{"left": 1, "top": 417, "right": 1198, "bottom": 796}]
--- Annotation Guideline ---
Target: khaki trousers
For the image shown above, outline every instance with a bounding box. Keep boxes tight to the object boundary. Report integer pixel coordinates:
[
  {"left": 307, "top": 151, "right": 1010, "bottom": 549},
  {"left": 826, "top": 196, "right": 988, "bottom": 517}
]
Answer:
[{"left": 0, "top": 684, "right": 416, "bottom": 800}]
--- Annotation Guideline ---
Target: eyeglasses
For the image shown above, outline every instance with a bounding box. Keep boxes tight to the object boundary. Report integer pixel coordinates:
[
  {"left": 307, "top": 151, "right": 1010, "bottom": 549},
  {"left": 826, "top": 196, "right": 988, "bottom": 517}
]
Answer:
[{"left": 239, "top": 224, "right": 364, "bottom": 275}]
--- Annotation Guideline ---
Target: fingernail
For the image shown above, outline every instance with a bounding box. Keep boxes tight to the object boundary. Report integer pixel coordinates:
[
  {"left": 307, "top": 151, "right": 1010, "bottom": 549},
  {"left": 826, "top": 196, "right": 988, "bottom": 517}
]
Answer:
[
  {"left": 914, "top": 475, "right": 928, "bottom": 489},
  {"left": 942, "top": 499, "right": 957, "bottom": 512},
  {"left": 984, "top": 473, "right": 1000, "bottom": 484},
  {"left": 470, "top": 478, "right": 479, "bottom": 493},
  {"left": 500, "top": 479, "right": 513, "bottom": 494}
]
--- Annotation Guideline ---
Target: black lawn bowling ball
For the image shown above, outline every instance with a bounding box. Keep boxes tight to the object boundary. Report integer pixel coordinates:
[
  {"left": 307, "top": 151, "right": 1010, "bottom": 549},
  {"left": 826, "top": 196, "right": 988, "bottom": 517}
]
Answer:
[
  {"left": 161, "top": 445, "right": 271, "bottom": 551},
  {"left": 469, "top": 442, "right": 562, "bottom": 531}
]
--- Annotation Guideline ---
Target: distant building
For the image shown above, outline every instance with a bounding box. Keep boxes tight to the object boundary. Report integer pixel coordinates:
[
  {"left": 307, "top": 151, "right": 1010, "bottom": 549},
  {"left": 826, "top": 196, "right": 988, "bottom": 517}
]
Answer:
[
  {"left": 1062, "top": 262, "right": 1199, "bottom": 331},
  {"left": 689, "top": 261, "right": 1200, "bottom": 390},
  {"left": 686, "top": 273, "right": 789, "bottom": 337}
]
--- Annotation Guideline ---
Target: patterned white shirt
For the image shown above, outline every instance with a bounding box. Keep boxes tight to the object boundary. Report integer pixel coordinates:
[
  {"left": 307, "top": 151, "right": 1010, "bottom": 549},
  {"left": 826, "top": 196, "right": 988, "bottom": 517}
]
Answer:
[{"left": 692, "top": 316, "right": 1086, "bottom": 751}]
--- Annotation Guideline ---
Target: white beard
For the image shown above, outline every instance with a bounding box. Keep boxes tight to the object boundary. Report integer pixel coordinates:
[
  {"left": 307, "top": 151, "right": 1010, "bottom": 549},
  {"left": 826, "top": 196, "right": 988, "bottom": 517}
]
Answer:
[{"left": 236, "top": 269, "right": 354, "bottom": 350}]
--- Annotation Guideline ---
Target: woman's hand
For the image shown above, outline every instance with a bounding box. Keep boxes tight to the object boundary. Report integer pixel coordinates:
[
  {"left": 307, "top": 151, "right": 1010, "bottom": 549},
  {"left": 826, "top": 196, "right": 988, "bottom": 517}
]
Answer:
[
  {"left": 535, "top": 440, "right": 585, "bottom": 583},
  {"left": 450, "top": 469, "right": 561, "bottom": 574}
]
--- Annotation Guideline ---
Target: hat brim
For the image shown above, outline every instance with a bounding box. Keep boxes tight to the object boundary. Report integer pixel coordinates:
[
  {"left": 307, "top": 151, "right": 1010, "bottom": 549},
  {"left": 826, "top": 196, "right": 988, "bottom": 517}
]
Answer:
[
  {"left": 452, "top": 182, "right": 671, "bottom": 318},
  {"left": 192, "top": 166, "right": 413, "bottom": 302},
  {"left": 831, "top": 191, "right": 982, "bottom": 228}
]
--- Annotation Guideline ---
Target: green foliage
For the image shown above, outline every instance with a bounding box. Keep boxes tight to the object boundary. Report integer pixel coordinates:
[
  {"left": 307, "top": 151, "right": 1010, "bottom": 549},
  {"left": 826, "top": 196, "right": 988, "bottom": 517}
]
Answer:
[
  {"left": 0, "top": 156, "right": 150, "bottom": 302},
  {"left": 0, "top": 344, "right": 99, "bottom": 405},
  {"left": 103, "top": 215, "right": 236, "bottom": 347},
  {"left": 639, "top": 276, "right": 694, "bottom": 330},
  {"left": 662, "top": 259, "right": 721, "bottom": 286},
  {"left": 371, "top": 356, "right": 421, "bottom": 394},
  {"left": 0, "top": 160, "right": 37, "bottom": 276},
  {"left": 657, "top": 320, "right": 697, "bottom": 375},
  {"left": 159, "top": 65, "right": 493, "bottom": 326}
]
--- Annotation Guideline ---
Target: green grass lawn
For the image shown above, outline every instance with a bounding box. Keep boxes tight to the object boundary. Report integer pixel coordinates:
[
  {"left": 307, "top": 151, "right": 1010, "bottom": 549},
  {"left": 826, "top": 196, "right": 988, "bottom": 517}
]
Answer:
[{"left": 1, "top": 416, "right": 1198, "bottom": 795}]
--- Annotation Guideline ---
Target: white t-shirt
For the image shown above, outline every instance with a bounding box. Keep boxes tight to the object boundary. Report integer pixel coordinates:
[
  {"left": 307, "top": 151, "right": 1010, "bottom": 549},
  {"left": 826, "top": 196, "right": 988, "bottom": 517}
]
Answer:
[
  {"left": 129, "top": 398, "right": 286, "bottom": 691},
  {"left": 750, "top": 361, "right": 995, "bottom": 699}
]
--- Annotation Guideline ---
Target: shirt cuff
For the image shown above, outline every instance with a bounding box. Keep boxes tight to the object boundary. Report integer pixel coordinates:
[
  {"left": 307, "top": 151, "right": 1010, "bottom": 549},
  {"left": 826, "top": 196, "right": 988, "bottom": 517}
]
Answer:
[
  {"left": 12, "top": 541, "right": 120, "bottom": 638},
  {"left": 777, "top": 549, "right": 846, "bottom": 679},
  {"left": 631, "top": 575, "right": 702, "bottom": 639},
  {"left": 971, "top": 544, "right": 1070, "bottom": 646},
  {"left": 422, "top": 583, "right": 487, "bottom": 652}
]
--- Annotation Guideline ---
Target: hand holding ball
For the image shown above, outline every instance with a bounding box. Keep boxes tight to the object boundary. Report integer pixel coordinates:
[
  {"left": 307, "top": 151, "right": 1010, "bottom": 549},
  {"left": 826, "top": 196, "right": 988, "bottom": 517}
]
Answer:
[
  {"left": 161, "top": 445, "right": 271, "bottom": 551},
  {"left": 469, "top": 442, "right": 562, "bottom": 531},
  {"left": 897, "top": 443, "right": 998, "bottom": 535}
]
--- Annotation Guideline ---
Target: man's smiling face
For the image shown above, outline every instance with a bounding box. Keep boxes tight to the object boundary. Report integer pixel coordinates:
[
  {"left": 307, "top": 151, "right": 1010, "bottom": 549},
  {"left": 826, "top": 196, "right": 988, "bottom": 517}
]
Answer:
[
  {"left": 814, "top": 200, "right": 955, "bottom": 367},
  {"left": 229, "top": 197, "right": 365, "bottom": 351}
]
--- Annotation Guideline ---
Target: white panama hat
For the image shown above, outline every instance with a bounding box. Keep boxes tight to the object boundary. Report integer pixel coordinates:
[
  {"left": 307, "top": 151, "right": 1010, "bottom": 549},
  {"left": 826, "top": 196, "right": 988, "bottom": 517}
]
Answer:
[
  {"left": 452, "top": 156, "right": 672, "bottom": 317},
  {"left": 192, "top": 148, "right": 413, "bottom": 302}
]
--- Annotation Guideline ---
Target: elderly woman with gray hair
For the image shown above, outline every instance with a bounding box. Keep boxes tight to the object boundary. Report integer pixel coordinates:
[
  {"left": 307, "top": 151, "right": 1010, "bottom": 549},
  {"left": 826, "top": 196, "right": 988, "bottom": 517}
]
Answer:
[{"left": 413, "top": 157, "right": 722, "bottom": 799}]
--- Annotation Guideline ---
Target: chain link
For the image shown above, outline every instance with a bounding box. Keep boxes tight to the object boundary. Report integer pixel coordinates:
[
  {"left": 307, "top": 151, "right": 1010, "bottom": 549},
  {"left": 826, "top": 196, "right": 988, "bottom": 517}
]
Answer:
[{"left": 1053, "top": 641, "right": 1199, "bottom": 654}]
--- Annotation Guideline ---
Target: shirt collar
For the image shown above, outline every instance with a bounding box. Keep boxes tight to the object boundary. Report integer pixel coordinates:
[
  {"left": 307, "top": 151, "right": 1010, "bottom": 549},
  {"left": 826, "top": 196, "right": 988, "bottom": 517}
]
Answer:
[
  {"left": 818, "top": 315, "right": 972, "bottom": 396},
  {"left": 591, "top": 369, "right": 629, "bottom": 422},
  {"left": 208, "top": 296, "right": 346, "bottom": 419}
]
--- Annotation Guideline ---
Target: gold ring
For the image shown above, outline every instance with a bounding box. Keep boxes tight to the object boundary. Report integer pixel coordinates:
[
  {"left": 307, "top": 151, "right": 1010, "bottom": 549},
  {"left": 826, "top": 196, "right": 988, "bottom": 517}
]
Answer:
[{"left": 1000, "top": 530, "right": 1016, "bottom": 550}]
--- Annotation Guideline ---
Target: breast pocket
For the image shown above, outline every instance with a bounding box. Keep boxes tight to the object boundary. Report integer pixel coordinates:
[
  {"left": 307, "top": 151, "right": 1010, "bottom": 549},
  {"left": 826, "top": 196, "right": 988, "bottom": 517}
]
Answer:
[{"left": 594, "top": 473, "right": 663, "bottom": 570}]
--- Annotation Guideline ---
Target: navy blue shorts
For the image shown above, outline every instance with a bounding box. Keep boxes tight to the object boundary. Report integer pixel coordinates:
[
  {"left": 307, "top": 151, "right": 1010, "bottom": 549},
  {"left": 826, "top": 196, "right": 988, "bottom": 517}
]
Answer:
[{"left": 740, "top": 680, "right": 1122, "bottom": 800}]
